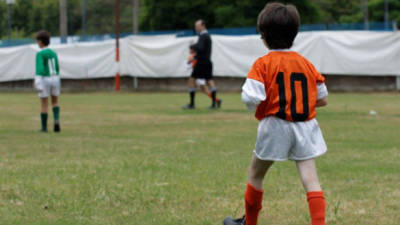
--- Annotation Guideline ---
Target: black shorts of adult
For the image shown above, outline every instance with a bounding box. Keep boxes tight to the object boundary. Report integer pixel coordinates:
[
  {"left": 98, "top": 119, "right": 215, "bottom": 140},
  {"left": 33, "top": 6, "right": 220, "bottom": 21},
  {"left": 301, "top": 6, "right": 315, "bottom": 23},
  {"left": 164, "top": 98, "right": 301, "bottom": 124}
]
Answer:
[{"left": 191, "top": 59, "right": 213, "bottom": 80}]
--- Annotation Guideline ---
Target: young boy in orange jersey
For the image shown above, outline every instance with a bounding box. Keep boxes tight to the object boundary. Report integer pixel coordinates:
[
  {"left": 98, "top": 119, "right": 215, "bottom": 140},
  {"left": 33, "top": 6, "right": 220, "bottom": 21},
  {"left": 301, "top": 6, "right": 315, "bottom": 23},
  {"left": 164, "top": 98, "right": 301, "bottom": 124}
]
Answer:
[
  {"left": 223, "top": 3, "right": 328, "bottom": 225},
  {"left": 187, "top": 45, "right": 197, "bottom": 67}
]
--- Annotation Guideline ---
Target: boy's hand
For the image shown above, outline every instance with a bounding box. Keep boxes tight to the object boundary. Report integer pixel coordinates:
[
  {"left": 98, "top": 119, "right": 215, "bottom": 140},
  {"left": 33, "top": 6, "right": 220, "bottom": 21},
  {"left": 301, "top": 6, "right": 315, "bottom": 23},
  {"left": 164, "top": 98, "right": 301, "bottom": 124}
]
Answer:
[
  {"left": 316, "top": 98, "right": 327, "bottom": 107},
  {"left": 34, "top": 77, "right": 43, "bottom": 91}
]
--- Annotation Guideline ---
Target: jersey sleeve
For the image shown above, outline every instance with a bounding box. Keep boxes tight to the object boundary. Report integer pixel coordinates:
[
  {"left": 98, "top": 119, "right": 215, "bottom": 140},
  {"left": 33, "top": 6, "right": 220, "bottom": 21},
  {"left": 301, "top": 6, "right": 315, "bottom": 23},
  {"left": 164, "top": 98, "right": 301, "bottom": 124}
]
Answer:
[
  {"left": 314, "top": 69, "right": 325, "bottom": 83},
  {"left": 304, "top": 58, "right": 328, "bottom": 99},
  {"left": 304, "top": 58, "right": 325, "bottom": 83},
  {"left": 317, "top": 83, "right": 328, "bottom": 100},
  {"left": 35, "top": 52, "right": 45, "bottom": 76},
  {"left": 241, "top": 58, "right": 266, "bottom": 111}
]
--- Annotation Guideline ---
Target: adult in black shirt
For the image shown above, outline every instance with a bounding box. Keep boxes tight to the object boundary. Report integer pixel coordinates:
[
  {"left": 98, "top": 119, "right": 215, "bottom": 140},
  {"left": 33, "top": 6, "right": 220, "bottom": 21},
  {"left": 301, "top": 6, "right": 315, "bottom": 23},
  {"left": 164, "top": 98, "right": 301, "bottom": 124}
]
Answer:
[{"left": 184, "top": 19, "right": 221, "bottom": 109}]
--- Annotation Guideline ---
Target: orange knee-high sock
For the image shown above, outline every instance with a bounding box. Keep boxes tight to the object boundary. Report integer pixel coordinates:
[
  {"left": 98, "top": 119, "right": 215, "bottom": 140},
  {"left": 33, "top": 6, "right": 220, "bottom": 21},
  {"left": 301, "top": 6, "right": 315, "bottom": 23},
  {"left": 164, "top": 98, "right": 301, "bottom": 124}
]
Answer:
[
  {"left": 245, "top": 183, "right": 264, "bottom": 225},
  {"left": 307, "top": 191, "right": 326, "bottom": 225},
  {"left": 207, "top": 93, "right": 219, "bottom": 101}
]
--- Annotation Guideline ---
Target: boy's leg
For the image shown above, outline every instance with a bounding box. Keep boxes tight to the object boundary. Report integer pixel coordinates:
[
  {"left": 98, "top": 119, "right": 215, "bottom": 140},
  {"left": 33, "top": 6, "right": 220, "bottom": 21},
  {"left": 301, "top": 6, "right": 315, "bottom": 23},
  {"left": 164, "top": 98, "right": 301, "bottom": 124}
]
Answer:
[
  {"left": 51, "top": 95, "right": 61, "bottom": 132},
  {"left": 206, "top": 79, "right": 221, "bottom": 108},
  {"left": 184, "top": 77, "right": 196, "bottom": 109},
  {"left": 245, "top": 154, "right": 274, "bottom": 225},
  {"left": 200, "top": 83, "right": 221, "bottom": 103},
  {"left": 199, "top": 84, "right": 210, "bottom": 96},
  {"left": 199, "top": 83, "right": 218, "bottom": 101},
  {"left": 40, "top": 98, "right": 48, "bottom": 132},
  {"left": 224, "top": 154, "right": 273, "bottom": 225},
  {"left": 296, "top": 159, "right": 325, "bottom": 225}
]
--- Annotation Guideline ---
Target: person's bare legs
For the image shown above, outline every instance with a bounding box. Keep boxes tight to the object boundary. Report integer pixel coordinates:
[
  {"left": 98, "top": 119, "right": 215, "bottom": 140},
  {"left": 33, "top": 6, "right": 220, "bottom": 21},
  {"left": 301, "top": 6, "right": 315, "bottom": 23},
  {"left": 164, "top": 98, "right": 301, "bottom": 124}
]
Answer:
[
  {"left": 199, "top": 84, "right": 211, "bottom": 96},
  {"left": 188, "top": 77, "right": 196, "bottom": 89},
  {"left": 296, "top": 159, "right": 321, "bottom": 192},
  {"left": 206, "top": 79, "right": 221, "bottom": 108},
  {"left": 241, "top": 154, "right": 274, "bottom": 225},
  {"left": 184, "top": 77, "right": 197, "bottom": 109},
  {"left": 51, "top": 95, "right": 58, "bottom": 108},
  {"left": 248, "top": 154, "right": 274, "bottom": 190},
  {"left": 41, "top": 97, "right": 48, "bottom": 113},
  {"left": 296, "top": 159, "right": 325, "bottom": 225},
  {"left": 206, "top": 79, "right": 216, "bottom": 89}
]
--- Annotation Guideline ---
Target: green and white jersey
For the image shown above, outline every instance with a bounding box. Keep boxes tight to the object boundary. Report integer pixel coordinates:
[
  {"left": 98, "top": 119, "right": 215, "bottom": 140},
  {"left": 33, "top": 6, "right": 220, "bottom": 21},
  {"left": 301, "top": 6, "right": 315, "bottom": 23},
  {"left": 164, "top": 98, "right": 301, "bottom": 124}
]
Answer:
[{"left": 35, "top": 48, "right": 59, "bottom": 76}]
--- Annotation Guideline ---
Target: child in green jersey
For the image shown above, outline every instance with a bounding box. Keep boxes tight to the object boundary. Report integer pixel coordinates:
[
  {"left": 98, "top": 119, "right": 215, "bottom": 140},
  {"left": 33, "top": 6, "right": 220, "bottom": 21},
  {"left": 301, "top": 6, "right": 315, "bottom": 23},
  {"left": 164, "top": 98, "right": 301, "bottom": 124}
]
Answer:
[{"left": 34, "top": 30, "right": 61, "bottom": 132}]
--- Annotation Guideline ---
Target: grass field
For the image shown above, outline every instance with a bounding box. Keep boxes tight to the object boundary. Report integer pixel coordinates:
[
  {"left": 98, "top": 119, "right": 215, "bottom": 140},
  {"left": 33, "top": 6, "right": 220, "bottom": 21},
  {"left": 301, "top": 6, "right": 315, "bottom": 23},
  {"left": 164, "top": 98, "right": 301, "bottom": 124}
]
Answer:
[{"left": 0, "top": 92, "right": 399, "bottom": 225}]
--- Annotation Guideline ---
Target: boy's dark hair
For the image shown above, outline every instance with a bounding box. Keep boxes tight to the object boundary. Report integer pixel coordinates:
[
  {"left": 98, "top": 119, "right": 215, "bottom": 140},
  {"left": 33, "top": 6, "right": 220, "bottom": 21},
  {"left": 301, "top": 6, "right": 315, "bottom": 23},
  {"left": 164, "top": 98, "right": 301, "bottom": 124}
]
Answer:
[
  {"left": 36, "top": 30, "right": 51, "bottom": 46},
  {"left": 189, "top": 45, "right": 196, "bottom": 51},
  {"left": 257, "top": 2, "right": 300, "bottom": 49}
]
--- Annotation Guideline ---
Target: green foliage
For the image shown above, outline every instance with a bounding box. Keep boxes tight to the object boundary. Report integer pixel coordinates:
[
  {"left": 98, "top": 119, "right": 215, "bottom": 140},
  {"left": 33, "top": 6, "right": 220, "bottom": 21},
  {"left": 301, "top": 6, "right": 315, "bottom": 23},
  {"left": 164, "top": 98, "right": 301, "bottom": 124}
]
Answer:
[
  {"left": 0, "top": 0, "right": 133, "bottom": 39},
  {"left": 0, "top": 0, "right": 399, "bottom": 39},
  {"left": 316, "top": 0, "right": 363, "bottom": 23},
  {"left": 368, "top": 0, "right": 400, "bottom": 23},
  {"left": 0, "top": 3, "right": 7, "bottom": 38},
  {"left": 315, "top": 0, "right": 400, "bottom": 24},
  {"left": 139, "top": 0, "right": 322, "bottom": 31}
]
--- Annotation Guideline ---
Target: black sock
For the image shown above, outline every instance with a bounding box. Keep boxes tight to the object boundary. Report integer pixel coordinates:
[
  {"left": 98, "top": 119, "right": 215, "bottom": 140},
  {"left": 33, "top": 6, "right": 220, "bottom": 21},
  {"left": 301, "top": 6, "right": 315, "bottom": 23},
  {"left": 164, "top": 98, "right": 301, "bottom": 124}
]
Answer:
[
  {"left": 189, "top": 88, "right": 196, "bottom": 106},
  {"left": 40, "top": 113, "right": 48, "bottom": 131},
  {"left": 211, "top": 90, "right": 217, "bottom": 106},
  {"left": 52, "top": 106, "right": 60, "bottom": 124}
]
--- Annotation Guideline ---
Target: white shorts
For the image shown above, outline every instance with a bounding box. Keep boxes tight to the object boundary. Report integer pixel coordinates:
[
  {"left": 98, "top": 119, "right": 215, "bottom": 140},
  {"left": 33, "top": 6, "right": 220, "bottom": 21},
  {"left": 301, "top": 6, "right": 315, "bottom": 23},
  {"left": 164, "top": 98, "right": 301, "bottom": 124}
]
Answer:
[
  {"left": 35, "top": 76, "right": 61, "bottom": 98},
  {"left": 254, "top": 116, "right": 327, "bottom": 161},
  {"left": 195, "top": 79, "right": 206, "bottom": 86}
]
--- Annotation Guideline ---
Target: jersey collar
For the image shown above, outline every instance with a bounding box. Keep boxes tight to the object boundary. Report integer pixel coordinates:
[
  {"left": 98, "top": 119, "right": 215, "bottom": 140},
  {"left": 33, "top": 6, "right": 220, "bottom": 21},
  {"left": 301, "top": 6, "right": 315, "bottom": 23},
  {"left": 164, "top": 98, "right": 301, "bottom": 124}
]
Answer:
[
  {"left": 200, "top": 30, "right": 208, "bottom": 35},
  {"left": 269, "top": 48, "right": 292, "bottom": 52}
]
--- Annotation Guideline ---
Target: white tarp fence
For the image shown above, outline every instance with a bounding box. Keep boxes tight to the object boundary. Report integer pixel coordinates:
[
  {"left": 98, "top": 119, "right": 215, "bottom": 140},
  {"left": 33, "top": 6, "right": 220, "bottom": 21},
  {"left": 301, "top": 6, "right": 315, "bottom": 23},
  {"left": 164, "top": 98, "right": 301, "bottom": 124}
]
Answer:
[{"left": 0, "top": 31, "right": 399, "bottom": 82}]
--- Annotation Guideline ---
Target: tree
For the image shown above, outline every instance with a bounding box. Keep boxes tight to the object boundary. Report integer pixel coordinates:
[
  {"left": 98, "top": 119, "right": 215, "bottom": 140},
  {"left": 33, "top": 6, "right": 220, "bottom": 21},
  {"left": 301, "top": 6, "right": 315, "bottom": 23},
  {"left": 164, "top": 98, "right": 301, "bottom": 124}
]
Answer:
[
  {"left": 315, "top": 0, "right": 400, "bottom": 24},
  {"left": 368, "top": 0, "right": 400, "bottom": 24},
  {"left": 0, "top": 0, "right": 399, "bottom": 40},
  {"left": 139, "top": 0, "right": 323, "bottom": 31}
]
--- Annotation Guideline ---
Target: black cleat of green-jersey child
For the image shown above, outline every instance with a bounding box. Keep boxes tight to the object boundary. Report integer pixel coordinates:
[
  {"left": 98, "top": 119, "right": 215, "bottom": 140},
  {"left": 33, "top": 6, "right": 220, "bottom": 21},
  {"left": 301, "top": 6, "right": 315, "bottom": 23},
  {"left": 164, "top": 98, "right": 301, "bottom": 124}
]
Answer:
[
  {"left": 54, "top": 123, "right": 61, "bottom": 133},
  {"left": 223, "top": 216, "right": 246, "bottom": 225}
]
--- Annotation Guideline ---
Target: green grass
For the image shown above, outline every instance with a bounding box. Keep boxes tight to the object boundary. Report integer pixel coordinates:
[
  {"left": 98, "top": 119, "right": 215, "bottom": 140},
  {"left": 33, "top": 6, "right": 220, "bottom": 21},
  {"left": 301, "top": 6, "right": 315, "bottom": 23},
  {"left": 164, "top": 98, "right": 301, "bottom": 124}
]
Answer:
[{"left": 0, "top": 92, "right": 399, "bottom": 225}]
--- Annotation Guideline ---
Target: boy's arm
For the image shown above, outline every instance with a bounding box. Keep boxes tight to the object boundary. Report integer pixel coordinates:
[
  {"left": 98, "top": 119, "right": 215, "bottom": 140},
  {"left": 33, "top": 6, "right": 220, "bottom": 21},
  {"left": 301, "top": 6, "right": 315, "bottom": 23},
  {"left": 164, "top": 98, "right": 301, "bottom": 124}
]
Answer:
[
  {"left": 316, "top": 83, "right": 328, "bottom": 107},
  {"left": 242, "top": 58, "right": 266, "bottom": 111},
  {"left": 35, "top": 53, "right": 45, "bottom": 76},
  {"left": 34, "top": 53, "right": 44, "bottom": 91},
  {"left": 55, "top": 54, "right": 60, "bottom": 75},
  {"left": 241, "top": 78, "right": 266, "bottom": 111},
  {"left": 305, "top": 58, "right": 328, "bottom": 107}
]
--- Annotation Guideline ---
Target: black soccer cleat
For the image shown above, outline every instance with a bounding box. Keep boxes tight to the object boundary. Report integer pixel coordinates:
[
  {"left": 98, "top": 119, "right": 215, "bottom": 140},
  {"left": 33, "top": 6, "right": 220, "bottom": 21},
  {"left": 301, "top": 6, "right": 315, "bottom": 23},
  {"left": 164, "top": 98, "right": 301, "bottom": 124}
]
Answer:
[
  {"left": 209, "top": 99, "right": 222, "bottom": 109},
  {"left": 216, "top": 99, "right": 222, "bottom": 108},
  {"left": 54, "top": 123, "right": 61, "bottom": 133},
  {"left": 39, "top": 129, "right": 47, "bottom": 133},
  {"left": 183, "top": 104, "right": 195, "bottom": 110},
  {"left": 223, "top": 216, "right": 246, "bottom": 225}
]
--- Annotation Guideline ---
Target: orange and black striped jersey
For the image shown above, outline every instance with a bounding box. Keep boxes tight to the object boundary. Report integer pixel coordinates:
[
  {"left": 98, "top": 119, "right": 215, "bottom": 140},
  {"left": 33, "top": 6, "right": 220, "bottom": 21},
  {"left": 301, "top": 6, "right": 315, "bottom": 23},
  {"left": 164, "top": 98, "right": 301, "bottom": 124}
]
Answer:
[{"left": 242, "top": 51, "right": 327, "bottom": 122}]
